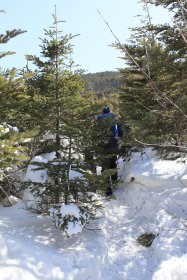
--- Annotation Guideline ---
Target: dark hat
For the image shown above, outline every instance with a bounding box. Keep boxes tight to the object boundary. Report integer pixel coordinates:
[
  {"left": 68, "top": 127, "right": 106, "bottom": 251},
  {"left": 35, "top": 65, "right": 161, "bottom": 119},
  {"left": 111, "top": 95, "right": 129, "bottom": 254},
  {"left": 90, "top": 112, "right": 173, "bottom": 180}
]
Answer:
[{"left": 102, "top": 106, "right": 110, "bottom": 114}]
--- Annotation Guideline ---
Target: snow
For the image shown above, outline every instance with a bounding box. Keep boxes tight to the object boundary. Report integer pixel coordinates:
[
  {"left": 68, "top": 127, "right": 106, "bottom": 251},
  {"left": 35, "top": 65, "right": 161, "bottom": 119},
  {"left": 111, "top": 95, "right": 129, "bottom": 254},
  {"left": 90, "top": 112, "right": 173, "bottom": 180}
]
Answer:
[
  {"left": 1, "top": 147, "right": 187, "bottom": 279},
  {"left": 64, "top": 218, "right": 83, "bottom": 236},
  {"left": 49, "top": 204, "right": 87, "bottom": 237},
  {"left": 23, "top": 152, "right": 57, "bottom": 209},
  {"left": 24, "top": 152, "right": 56, "bottom": 183},
  {"left": 23, "top": 152, "right": 84, "bottom": 209},
  {"left": 0, "top": 123, "right": 19, "bottom": 134},
  {"left": 0, "top": 232, "right": 8, "bottom": 261},
  {"left": 24, "top": 152, "right": 83, "bottom": 186},
  {"left": 60, "top": 204, "right": 80, "bottom": 218}
]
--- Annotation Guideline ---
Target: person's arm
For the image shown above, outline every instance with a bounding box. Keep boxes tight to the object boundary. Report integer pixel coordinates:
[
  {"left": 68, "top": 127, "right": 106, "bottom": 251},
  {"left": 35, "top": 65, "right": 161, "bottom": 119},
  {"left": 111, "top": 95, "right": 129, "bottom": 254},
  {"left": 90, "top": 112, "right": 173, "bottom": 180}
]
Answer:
[{"left": 118, "top": 124, "right": 123, "bottom": 138}]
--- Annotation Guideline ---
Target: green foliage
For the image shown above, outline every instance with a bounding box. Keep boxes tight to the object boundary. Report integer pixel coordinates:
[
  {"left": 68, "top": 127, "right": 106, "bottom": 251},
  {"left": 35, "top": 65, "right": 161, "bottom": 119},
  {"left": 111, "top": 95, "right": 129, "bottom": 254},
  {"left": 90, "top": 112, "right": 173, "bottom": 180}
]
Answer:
[
  {"left": 0, "top": 16, "right": 26, "bottom": 59},
  {"left": 0, "top": 29, "right": 26, "bottom": 45},
  {"left": 0, "top": 67, "right": 37, "bottom": 176},
  {"left": 0, "top": 124, "right": 30, "bottom": 176},
  {"left": 84, "top": 71, "right": 123, "bottom": 98},
  {"left": 0, "top": 12, "right": 34, "bottom": 196},
  {"left": 0, "top": 69, "right": 30, "bottom": 126},
  {"left": 23, "top": 12, "right": 111, "bottom": 220},
  {"left": 113, "top": 0, "right": 187, "bottom": 151}
]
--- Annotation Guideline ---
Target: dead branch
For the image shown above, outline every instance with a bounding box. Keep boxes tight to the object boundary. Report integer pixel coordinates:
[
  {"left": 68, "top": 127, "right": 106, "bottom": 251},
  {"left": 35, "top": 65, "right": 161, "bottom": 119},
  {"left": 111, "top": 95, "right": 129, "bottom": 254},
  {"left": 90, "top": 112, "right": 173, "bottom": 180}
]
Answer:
[
  {"left": 178, "top": 177, "right": 186, "bottom": 188},
  {"left": 134, "top": 138, "right": 187, "bottom": 151},
  {"left": 0, "top": 186, "right": 13, "bottom": 206},
  {"left": 84, "top": 227, "right": 102, "bottom": 232}
]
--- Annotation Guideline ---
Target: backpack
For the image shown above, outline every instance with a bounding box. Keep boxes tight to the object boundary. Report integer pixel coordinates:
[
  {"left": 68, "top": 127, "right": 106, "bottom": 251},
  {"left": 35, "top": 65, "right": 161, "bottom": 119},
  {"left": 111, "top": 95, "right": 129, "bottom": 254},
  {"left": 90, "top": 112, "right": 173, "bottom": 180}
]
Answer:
[{"left": 96, "top": 112, "right": 120, "bottom": 147}]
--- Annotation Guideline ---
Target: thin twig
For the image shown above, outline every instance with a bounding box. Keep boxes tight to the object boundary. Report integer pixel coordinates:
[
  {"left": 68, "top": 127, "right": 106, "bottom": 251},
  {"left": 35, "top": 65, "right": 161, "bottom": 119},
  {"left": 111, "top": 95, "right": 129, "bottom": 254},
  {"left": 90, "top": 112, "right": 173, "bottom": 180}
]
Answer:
[
  {"left": 166, "top": 209, "right": 187, "bottom": 229},
  {"left": 178, "top": 177, "right": 186, "bottom": 188},
  {"left": 84, "top": 227, "right": 102, "bottom": 232}
]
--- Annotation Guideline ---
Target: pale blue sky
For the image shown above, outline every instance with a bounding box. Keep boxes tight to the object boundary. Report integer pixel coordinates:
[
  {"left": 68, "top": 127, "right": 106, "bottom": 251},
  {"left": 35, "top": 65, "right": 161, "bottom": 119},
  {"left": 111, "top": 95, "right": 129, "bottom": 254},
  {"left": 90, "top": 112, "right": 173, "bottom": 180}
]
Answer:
[{"left": 0, "top": 0, "right": 171, "bottom": 73}]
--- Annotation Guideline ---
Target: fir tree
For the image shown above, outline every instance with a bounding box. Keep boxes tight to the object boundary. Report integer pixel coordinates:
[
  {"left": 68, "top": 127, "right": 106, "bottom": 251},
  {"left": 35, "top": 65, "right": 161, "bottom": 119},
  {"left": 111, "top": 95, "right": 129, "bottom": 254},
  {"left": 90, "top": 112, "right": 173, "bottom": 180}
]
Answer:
[
  {"left": 23, "top": 9, "right": 111, "bottom": 233},
  {"left": 0, "top": 13, "right": 29, "bottom": 197},
  {"left": 113, "top": 0, "right": 187, "bottom": 153}
]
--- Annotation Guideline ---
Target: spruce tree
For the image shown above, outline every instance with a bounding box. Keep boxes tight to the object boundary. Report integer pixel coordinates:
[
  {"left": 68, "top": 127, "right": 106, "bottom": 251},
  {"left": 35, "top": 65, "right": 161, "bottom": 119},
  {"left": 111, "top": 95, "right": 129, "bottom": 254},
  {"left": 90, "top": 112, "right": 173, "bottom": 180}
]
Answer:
[
  {"left": 23, "top": 10, "right": 111, "bottom": 234},
  {"left": 113, "top": 0, "right": 187, "bottom": 152},
  {"left": 0, "top": 12, "right": 30, "bottom": 197}
]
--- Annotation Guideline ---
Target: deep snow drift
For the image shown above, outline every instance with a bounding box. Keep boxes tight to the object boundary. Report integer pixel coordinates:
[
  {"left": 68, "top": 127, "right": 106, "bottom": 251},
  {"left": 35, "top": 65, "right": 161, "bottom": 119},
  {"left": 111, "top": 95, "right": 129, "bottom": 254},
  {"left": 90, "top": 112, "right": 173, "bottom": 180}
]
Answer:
[{"left": 0, "top": 148, "right": 187, "bottom": 280}]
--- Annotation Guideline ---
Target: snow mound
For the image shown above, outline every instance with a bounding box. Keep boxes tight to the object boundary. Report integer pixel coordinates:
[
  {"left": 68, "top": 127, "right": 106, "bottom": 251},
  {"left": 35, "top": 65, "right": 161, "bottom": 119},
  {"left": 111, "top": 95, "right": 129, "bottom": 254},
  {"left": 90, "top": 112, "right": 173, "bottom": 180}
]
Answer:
[
  {"left": 153, "top": 254, "right": 187, "bottom": 280},
  {"left": 50, "top": 203, "right": 88, "bottom": 237},
  {"left": 0, "top": 267, "right": 38, "bottom": 280},
  {"left": 1, "top": 147, "right": 187, "bottom": 279},
  {"left": 117, "top": 148, "right": 187, "bottom": 280},
  {"left": 24, "top": 152, "right": 56, "bottom": 183},
  {"left": 24, "top": 152, "right": 84, "bottom": 186},
  {"left": 23, "top": 152, "right": 56, "bottom": 209},
  {"left": 121, "top": 148, "right": 187, "bottom": 188},
  {"left": 23, "top": 152, "right": 85, "bottom": 210},
  {"left": 60, "top": 204, "right": 80, "bottom": 218},
  {"left": 2, "top": 195, "right": 20, "bottom": 207}
]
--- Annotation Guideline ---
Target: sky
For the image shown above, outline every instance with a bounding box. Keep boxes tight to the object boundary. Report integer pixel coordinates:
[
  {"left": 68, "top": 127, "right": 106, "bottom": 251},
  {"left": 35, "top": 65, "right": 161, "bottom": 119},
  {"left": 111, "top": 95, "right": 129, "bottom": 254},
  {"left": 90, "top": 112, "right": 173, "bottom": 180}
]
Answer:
[
  {"left": 0, "top": 147, "right": 187, "bottom": 279},
  {"left": 0, "top": 0, "right": 171, "bottom": 73}
]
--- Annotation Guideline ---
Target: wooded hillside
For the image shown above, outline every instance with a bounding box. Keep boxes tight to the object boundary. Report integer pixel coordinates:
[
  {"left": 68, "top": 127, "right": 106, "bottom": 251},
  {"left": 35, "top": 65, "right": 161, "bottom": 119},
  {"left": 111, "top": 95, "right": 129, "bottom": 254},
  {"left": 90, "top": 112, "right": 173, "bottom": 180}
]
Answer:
[{"left": 84, "top": 71, "right": 123, "bottom": 97}]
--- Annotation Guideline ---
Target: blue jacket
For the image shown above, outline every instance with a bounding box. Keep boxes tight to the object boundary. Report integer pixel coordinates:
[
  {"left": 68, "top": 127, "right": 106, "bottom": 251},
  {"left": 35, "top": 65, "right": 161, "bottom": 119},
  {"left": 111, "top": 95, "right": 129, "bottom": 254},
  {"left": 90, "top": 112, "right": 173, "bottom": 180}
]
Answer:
[
  {"left": 96, "top": 112, "right": 123, "bottom": 150},
  {"left": 97, "top": 112, "right": 115, "bottom": 120}
]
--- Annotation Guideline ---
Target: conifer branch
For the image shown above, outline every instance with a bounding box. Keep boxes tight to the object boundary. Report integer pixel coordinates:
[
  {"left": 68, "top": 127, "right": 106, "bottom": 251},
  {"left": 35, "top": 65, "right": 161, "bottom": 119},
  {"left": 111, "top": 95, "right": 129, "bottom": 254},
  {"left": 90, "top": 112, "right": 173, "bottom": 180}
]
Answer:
[
  {"left": 0, "top": 51, "right": 16, "bottom": 59},
  {"left": 0, "top": 29, "right": 26, "bottom": 44},
  {"left": 135, "top": 98, "right": 168, "bottom": 116},
  {"left": 97, "top": 9, "right": 187, "bottom": 119}
]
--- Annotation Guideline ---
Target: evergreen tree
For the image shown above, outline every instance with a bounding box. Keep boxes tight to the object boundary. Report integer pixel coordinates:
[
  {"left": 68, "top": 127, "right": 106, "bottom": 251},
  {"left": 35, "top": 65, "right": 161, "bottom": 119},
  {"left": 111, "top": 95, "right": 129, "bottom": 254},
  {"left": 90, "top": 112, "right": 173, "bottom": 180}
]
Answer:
[
  {"left": 113, "top": 0, "right": 187, "bottom": 152},
  {"left": 0, "top": 12, "right": 30, "bottom": 197},
  {"left": 23, "top": 10, "right": 111, "bottom": 233}
]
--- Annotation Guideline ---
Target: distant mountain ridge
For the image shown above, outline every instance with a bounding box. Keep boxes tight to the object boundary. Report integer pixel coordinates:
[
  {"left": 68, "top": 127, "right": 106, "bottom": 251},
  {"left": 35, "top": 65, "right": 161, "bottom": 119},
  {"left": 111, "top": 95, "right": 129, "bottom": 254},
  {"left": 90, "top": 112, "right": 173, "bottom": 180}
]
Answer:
[{"left": 84, "top": 71, "right": 123, "bottom": 96}]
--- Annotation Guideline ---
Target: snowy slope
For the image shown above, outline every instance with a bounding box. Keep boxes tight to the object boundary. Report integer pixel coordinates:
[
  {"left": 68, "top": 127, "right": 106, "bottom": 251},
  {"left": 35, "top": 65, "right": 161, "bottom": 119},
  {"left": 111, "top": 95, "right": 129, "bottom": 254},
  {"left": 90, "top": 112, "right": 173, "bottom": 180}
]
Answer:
[{"left": 0, "top": 148, "right": 187, "bottom": 280}]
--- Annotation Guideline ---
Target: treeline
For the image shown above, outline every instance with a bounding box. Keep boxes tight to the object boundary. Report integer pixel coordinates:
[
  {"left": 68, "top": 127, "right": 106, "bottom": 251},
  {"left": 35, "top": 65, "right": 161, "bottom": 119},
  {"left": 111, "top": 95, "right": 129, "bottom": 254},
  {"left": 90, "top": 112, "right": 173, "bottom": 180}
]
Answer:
[{"left": 84, "top": 71, "right": 123, "bottom": 97}]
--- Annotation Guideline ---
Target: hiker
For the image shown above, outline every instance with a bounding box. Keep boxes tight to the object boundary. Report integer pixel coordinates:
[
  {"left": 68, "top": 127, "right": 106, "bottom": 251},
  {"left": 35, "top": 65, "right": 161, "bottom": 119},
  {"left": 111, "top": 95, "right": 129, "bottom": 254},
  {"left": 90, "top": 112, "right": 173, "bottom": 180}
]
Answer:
[{"left": 96, "top": 106, "right": 123, "bottom": 195}]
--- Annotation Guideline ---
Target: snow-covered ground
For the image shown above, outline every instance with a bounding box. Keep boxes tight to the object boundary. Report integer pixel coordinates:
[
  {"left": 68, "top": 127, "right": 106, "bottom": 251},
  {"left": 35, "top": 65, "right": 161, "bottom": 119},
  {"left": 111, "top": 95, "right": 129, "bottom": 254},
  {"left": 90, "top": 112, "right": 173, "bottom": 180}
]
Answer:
[{"left": 0, "top": 148, "right": 187, "bottom": 280}]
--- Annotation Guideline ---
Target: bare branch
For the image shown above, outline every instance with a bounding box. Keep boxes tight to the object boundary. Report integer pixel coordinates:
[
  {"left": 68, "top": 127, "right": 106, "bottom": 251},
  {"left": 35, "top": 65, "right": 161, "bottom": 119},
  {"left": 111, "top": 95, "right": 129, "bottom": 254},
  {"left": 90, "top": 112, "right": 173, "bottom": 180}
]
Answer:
[
  {"left": 134, "top": 138, "right": 187, "bottom": 151},
  {"left": 178, "top": 177, "right": 186, "bottom": 188},
  {"left": 84, "top": 227, "right": 102, "bottom": 232},
  {"left": 166, "top": 209, "right": 187, "bottom": 229},
  {"left": 0, "top": 186, "right": 13, "bottom": 206}
]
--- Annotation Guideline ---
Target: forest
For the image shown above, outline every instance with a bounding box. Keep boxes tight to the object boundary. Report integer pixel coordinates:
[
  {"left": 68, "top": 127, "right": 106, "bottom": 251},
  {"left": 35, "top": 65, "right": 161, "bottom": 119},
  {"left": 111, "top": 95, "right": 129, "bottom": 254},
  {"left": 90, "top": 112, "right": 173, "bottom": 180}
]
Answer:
[
  {"left": 0, "top": 1, "right": 187, "bottom": 230},
  {"left": 84, "top": 71, "right": 123, "bottom": 97},
  {"left": 0, "top": 0, "right": 187, "bottom": 238}
]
